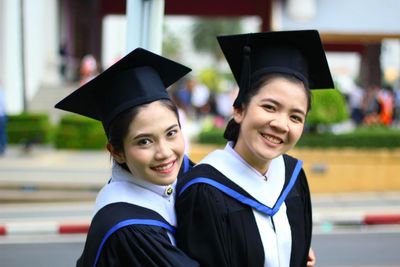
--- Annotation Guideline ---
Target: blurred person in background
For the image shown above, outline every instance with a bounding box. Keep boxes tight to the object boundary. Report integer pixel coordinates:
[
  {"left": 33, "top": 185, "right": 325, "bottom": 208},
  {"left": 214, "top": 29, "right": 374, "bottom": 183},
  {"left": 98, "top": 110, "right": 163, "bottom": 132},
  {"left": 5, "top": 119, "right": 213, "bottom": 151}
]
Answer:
[
  {"left": 79, "top": 54, "right": 99, "bottom": 85},
  {"left": 173, "top": 77, "right": 194, "bottom": 118},
  {"left": 394, "top": 85, "right": 400, "bottom": 126},
  {"left": 348, "top": 83, "right": 365, "bottom": 126},
  {"left": 189, "top": 76, "right": 211, "bottom": 120},
  {"left": 175, "top": 30, "right": 335, "bottom": 267},
  {"left": 0, "top": 80, "right": 7, "bottom": 156},
  {"left": 56, "top": 48, "right": 198, "bottom": 267},
  {"left": 362, "top": 84, "right": 381, "bottom": 125},
  {"left": 377, "top": 85, "right": 395, "bottom": 126}
]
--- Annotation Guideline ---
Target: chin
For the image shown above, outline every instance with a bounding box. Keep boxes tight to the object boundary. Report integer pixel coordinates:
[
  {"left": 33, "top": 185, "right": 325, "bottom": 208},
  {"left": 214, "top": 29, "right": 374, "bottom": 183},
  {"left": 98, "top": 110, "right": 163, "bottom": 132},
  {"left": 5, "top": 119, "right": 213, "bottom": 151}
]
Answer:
[
  {"left": 258, "top": 150, "right": 281, "bottom": 162},
  {"left": 154, "top": 175, "right": 177, "bottom": 186}
]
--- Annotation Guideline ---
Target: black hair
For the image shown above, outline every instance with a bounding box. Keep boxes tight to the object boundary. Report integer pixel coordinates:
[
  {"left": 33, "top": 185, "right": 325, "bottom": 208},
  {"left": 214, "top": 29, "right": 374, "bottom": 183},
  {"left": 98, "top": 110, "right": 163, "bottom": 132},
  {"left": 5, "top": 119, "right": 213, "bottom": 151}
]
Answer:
[
  {"left": 108, "top": 99, "right": 181, "bottom": 171},
  {"left": 223, "top": 73, "right": 312, "bottom": 142}
]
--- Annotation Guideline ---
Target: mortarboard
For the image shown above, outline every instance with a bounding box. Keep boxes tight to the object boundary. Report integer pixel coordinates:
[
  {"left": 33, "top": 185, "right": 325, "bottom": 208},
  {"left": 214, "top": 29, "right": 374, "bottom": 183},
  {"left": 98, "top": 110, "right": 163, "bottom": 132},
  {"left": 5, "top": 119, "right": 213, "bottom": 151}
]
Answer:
[
  {"left": 217, "top": 29, "right": 334, "bottom": 107},
  {"left": 55, "top": 48, "right": 191, "bottom": 136}
]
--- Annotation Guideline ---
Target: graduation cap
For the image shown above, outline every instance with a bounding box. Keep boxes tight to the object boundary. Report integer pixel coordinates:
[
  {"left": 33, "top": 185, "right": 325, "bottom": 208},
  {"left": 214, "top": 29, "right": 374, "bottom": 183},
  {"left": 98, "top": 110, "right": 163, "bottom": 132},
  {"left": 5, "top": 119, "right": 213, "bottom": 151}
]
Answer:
[
  {"left": 217, "top": 29, "right": 334, "bottom": 107},
  {"left": 55, "top": 48, "right": 191, "bottom": 136}
]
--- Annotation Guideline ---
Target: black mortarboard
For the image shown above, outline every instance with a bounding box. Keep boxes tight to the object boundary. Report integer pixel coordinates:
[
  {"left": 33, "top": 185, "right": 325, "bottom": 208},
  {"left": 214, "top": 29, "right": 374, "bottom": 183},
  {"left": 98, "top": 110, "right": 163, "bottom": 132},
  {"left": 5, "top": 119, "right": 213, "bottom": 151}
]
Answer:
[
  {"left": 217, "top": 29, "right": 334, "bottom": 107},
  {"left": 55, "top": 48, "right": 191, "bottom": 136}
]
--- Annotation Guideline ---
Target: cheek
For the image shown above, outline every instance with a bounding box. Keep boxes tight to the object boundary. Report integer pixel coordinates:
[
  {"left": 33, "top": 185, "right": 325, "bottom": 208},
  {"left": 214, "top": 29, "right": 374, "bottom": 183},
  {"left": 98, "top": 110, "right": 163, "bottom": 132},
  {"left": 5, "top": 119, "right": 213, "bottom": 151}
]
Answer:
[
  {"left": 125, "top": 151, "right": 150, "bottom": 176},
  {"left": 174, "top": 134, "right": 186, "bottom": 155},
  {"left": 290, "top": 124, "right": 305, "bottom": 141},
  {"left": 124, "top": 147, "right": 148, "bottom": 165}
]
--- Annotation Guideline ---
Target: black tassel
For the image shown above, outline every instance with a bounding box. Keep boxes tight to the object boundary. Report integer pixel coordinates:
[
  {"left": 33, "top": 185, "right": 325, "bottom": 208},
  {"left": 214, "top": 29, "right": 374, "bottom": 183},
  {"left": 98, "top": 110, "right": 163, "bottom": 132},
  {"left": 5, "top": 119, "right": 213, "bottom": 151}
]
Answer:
[{"left": 234, "top": 45, "right": 252, "bottom": 107}]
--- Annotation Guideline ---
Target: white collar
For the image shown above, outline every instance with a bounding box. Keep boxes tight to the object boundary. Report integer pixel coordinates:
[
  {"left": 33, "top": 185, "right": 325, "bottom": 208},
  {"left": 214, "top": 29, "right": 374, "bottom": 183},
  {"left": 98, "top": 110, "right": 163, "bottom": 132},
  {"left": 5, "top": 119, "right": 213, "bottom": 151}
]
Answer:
[
  {"left": 199, "top": 142, "right": 285, "bottom": 208},
  {"left": 109, "top": 162, "right": 176, "bottom": 198},
  {"left": 94, "top": 163, "right": 176, "bottom": 226}
]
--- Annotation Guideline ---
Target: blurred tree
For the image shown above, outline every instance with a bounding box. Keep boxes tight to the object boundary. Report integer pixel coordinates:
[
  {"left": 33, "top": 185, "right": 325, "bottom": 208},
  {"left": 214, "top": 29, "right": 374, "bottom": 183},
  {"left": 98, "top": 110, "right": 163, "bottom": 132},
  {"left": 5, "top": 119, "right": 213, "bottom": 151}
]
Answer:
[
  {"left": 162, "top": 25, "right": 182, "bottom": 60},
  {"left": 306, "top": 88, "right": 349, "bottom": 132},
  {"left": 191, "top": 18, "right": 242, "bottom": 61},
  {"left": 198, "top": 68, "right": 223, "bottom": 92}
]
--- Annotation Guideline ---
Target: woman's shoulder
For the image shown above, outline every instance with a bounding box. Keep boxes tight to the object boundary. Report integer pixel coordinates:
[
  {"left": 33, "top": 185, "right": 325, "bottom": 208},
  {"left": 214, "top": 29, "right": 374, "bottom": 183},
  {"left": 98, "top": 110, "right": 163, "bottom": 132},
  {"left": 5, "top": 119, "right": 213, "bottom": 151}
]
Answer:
[
  {"left": 81, "top": 221, "right": 186, "bottom": 267},
  {"left": 89, "top": 202, "right": 171, "bottom": 241},
  {"left": 176, "top": 164, "right": 252, "bottom": 214},
  {"left": 176, "top": 163, "right": 228, "bottom": 194},
  {"left": 94, "top": 202, "right": 165, "bottom": 222},
  {"left": 282, "top": 153, "right": 300, "bottom": 163},
  {"left": 180, "top": 163, "right": 223, "bottom": 179},
  {"left": 79, "top": 202, "right": 175, "bottom": 267}
]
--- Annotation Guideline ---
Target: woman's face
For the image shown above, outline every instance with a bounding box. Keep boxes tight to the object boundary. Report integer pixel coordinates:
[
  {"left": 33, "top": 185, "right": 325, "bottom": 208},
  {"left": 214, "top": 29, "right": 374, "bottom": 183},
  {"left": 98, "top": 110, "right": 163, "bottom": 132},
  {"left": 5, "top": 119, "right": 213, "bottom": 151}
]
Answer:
[
  {"left": 112, "top": 101, "right": 185, "bottom": 185},
  {"left": 233, "top": 77, "right": 308, "bottom": 173}
]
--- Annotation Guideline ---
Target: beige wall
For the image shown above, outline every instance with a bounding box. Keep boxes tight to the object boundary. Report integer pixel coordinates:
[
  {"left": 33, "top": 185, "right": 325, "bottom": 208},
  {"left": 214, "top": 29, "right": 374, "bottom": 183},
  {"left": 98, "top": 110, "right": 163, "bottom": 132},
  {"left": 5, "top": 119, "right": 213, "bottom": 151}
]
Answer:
[{"left": 189, "top": 144, "right": 400, "bottom": 193}]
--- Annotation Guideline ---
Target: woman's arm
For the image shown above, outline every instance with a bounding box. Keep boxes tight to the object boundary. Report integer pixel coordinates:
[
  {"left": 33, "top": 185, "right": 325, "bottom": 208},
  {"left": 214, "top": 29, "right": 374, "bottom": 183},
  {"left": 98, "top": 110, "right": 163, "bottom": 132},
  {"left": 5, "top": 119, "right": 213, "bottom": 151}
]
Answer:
[
  {"left": 175, "top": 184, "right": 232, "bottom": 267},
  {"left": 93, "top": 225, "right": 199, "bottom": 267}
]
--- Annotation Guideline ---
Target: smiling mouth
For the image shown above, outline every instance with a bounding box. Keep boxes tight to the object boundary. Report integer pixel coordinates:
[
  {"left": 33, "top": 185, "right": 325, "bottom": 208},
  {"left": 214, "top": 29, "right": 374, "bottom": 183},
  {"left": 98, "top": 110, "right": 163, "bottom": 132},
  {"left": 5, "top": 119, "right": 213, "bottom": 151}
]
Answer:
[
  {"left": 151, "top": 161, "right": 175, "bottom": 173},
  {"left": 261, "top": 133, "right": 283, "bottom": 144}
]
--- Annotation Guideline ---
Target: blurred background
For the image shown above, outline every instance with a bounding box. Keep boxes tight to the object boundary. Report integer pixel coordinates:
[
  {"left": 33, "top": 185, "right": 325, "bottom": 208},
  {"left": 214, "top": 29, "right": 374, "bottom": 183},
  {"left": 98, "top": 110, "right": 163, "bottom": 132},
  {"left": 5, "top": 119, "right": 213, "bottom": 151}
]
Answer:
[{"left": 0, "top": 0, "right": 399, "bottom": 266}]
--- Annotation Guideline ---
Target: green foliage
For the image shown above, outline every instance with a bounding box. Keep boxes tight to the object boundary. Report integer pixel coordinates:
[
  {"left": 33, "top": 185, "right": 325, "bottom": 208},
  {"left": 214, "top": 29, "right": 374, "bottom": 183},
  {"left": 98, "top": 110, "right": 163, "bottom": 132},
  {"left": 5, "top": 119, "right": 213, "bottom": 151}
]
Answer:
[
  {"left": 307, "top": 89, "right": 349, "bottom": 127},
  {"left": 191, "top": 18, "right": 242, "bottom": 60},
  {"left": 7, "top": 113, "right": 52, "bottom": 144},
  {"left": 298, "top": 126, "right": 400, "bottom": 149},
  {"left": 197, "top": 126, "right": 225, "bottom": 145},
  {"left": 197, "top": 125, "right": 400, "bottom": 149},
  {"left": 198, "top": 68, "right": 224, "bottom": 92},
  {"left": 162, "top": 25, "right": 182, "bottom": 59},
  {"left": 54, "top": 114, "right": 106, "bottom": 150}
]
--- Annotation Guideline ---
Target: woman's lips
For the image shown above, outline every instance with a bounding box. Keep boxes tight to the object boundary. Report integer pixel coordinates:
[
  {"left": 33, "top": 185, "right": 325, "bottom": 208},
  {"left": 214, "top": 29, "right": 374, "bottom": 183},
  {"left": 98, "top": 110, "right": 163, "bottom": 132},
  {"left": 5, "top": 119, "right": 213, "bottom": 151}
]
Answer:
[
  {"left": 261, "top": 133, "right": 283, "bottom": 144},
  {"left": 151, "top": 160, "right": 176, "bottom": 174}
]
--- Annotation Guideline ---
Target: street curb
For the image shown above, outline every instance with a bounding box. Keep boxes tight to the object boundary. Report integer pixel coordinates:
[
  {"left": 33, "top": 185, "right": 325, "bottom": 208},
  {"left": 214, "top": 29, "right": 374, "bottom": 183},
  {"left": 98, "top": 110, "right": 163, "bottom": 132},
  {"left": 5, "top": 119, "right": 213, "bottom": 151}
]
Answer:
[
  {"left": 0, "top": 222, "right": 90, "bottom": 236},
  {"left": 314, "top": 213, "right": 400, "bottom": 227},
  {"left": 1, "top": 213, "right": 400, "bottom": 236},
  {"left": 363, "top": 214, "right": 400, "bottom": 225},
  {"left": 0, "top": 225, "right": 5, "bottom": 235},
  {"left": 59, "top": 224, "right": 90, "bottom": 234}
]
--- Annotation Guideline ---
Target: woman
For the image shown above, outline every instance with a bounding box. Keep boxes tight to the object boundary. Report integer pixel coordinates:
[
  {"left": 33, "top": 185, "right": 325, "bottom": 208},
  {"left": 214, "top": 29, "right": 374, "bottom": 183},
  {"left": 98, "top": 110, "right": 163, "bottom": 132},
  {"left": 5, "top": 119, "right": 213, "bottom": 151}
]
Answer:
[
  {"left": 55, "top": 48, "right": 198, "bottom": 267},
  {"left": 175, "top": 30, "right": 334, "bottom": 267}
]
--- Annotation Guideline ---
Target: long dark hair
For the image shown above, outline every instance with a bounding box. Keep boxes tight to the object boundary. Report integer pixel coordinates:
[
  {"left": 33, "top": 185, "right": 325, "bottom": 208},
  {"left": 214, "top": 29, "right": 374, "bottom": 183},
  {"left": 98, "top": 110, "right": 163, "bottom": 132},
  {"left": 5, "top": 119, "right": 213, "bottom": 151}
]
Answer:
[{"left": 224, "top": 73, "right": 311, "bottom": 143}]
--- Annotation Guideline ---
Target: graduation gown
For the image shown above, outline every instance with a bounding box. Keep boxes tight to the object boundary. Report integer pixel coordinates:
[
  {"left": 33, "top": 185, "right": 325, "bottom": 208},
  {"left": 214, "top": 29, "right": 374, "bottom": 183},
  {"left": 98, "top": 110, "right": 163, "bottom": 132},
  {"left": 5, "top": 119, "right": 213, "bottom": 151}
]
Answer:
[
  {"left": 77, "top": 156, "right": 199, "bottom": 267},
  {"left": 175, "top": 145, "right": 312, "bottom": 267}
]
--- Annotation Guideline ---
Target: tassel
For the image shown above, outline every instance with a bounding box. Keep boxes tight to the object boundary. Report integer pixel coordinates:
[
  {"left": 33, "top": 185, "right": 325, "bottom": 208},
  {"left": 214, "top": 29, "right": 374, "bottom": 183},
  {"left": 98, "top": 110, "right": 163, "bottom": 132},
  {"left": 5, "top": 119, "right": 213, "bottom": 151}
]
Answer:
[{"left": 234, "top": 45, "right": 252, "bottom": 107}]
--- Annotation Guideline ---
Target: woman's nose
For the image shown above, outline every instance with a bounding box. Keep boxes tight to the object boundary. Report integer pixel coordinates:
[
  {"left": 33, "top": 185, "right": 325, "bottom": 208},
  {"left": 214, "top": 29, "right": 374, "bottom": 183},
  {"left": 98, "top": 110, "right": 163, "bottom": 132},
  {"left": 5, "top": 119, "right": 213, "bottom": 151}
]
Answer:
[
  {"left": 269, "top": 115, "right": 289, "bottom": 132},
  {"left": 155, "top": 140, "right": 172, "bottom": 159}
]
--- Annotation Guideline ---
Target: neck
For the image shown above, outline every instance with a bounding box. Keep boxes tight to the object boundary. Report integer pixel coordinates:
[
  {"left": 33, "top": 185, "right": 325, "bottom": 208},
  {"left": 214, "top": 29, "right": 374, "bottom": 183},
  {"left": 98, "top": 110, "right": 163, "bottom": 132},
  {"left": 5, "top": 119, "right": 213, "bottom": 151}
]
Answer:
[{"left": 231, "top": 142, "right": 271, "bottom": 176}]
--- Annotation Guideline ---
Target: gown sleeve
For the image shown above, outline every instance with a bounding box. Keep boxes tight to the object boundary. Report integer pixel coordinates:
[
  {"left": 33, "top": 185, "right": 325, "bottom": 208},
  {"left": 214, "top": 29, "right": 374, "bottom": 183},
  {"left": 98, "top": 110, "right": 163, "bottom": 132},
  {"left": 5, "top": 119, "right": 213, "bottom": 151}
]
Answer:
[
  {"left": 92, "top": 225, "right": 199, "bottom": 267},
  {"left": 175, "top": 183, "right": 232, "bottom": 267},
  {"left": 176, "top": 181, "right": 268, "bottom": 267}
]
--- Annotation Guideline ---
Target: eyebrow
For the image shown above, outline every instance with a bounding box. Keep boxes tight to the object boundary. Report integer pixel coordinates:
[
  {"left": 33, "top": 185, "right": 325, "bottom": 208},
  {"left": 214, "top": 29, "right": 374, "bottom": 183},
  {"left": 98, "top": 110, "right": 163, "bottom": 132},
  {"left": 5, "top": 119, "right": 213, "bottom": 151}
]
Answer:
[
  {"left": 261, "top": 98, "right": 307, "bottom": 116},
  {"left": 132, "top": 124, "right": 179, "bottom": 140}
]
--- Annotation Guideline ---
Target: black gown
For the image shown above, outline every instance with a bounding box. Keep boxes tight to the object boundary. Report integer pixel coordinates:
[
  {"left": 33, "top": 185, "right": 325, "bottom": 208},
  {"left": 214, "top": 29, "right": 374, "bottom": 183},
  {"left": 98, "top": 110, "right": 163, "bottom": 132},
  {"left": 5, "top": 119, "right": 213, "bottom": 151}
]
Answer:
[
  {"left": 77, "top": 156, "right": 199, "bottom": 267},
  {"left": 175, "top": 153, "right": 312, "bottom": 267}
]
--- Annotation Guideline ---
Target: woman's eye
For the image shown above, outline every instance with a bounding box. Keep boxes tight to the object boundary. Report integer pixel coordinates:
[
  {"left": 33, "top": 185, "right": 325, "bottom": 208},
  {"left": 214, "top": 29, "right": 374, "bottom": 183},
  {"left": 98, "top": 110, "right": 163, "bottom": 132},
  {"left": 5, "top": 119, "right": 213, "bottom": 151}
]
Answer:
[
  {"left": 291, "top": 115, "right": 304, "bottom": 123},
  {"left": 263, "top": 104, "right": 275, "bottom": 111},
  {"left": 167, "top": 129, "right": 178, "bottom": 138},
  {"left": 138, "top": 138, "right": 152, "bottom": 146}
]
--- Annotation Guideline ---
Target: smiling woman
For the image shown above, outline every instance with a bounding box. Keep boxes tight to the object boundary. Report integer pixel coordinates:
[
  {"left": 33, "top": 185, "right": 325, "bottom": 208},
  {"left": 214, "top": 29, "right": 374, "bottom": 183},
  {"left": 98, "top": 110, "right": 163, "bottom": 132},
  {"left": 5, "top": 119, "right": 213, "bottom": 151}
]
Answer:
[
  {"left": 232, "top": 75, "right": 308, "bottom": 174},
  {"left": 55, "top": 48, "right": 198, "bottom": 267},
  {"left": 175, "top": 30, "right": 335, "bottom": 267},
  {"left": 108, "top": 100, "right": 185, "bottom": 186}
]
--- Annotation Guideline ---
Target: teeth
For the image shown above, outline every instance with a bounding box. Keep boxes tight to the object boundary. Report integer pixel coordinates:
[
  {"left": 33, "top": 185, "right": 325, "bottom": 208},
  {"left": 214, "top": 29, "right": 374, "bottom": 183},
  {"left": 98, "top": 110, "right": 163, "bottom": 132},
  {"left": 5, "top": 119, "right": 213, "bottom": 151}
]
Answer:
[
  {"left": 154, "top": 162, "right": 173, "bottom": 171},
  {"left": 263, "top": 134, "right": 281, "bottom": 144}
]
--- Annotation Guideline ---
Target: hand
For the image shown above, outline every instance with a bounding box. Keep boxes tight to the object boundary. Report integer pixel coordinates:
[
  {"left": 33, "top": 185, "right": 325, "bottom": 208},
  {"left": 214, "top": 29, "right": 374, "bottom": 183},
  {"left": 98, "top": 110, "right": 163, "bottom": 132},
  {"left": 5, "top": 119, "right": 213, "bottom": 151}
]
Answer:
[{"left": 307, "top": 247, "right": 316, "bottom": 267}]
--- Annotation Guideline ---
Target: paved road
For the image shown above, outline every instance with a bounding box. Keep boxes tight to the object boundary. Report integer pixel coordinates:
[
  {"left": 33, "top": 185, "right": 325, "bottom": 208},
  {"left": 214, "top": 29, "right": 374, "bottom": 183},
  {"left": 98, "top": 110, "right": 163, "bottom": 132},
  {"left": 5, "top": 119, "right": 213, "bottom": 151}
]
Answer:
[{"left": 1, "top": 227, "right": 400, "bottom": 267}]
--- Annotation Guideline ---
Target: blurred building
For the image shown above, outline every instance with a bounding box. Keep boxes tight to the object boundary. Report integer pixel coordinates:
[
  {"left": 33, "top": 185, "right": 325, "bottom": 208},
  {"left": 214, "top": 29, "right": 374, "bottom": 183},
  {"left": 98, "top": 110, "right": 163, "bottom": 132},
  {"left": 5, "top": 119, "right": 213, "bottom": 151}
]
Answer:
[{"left": 0, "top": 0, "right": 399, "bottom": 115}]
